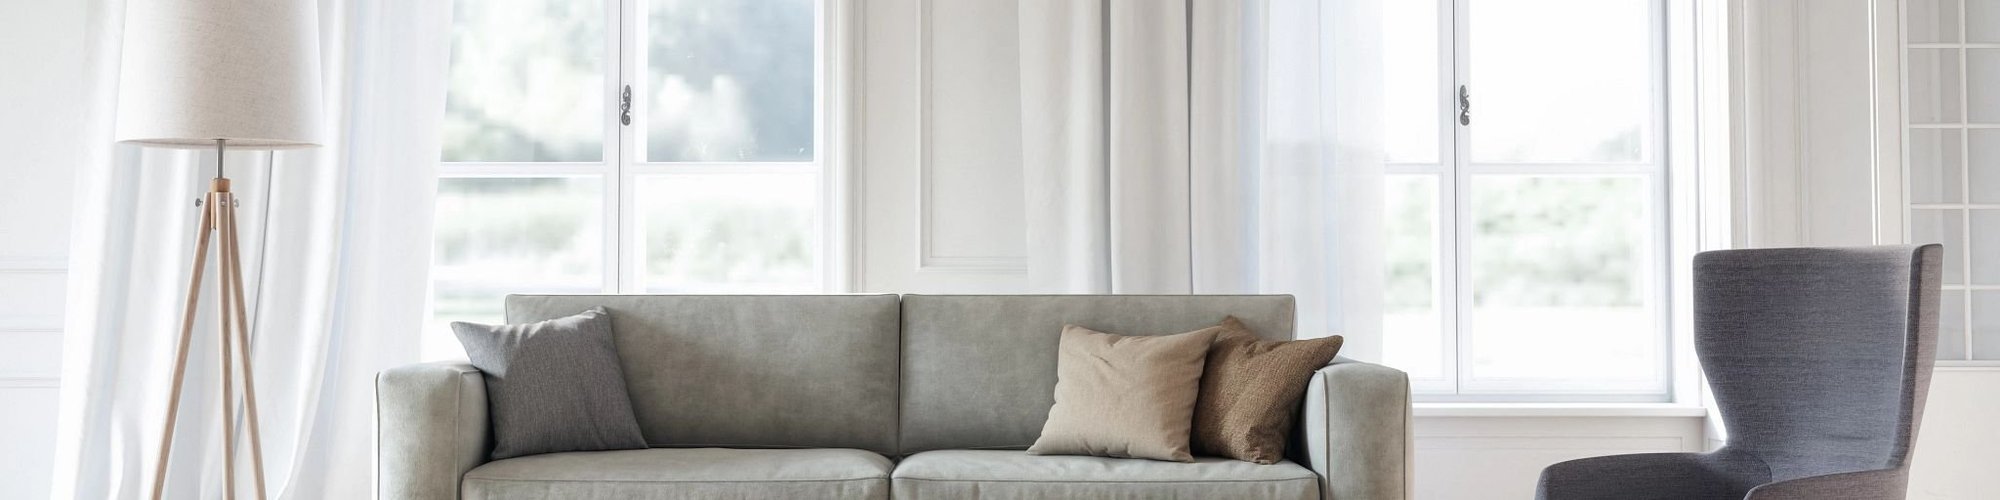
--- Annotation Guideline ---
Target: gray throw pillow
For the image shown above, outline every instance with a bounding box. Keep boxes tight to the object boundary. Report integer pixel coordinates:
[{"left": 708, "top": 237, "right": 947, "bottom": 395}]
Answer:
[{"left": 452, "top": 307, "right": 648, "bottom": 460}]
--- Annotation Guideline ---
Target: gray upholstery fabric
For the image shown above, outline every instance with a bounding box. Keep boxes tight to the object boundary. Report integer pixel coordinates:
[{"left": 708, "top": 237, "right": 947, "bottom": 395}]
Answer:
[
  {"left": 376, "top": 362, "right": 492, "bottom": 500},
  {"left": 462, "top": 448, "right": 892, "bottom": 500},
  {"left": 1298, "top": 357, "right": 1413, "bottom": 500},
  {"left": 898, "top": 294, "right": 1295, "bottom": 454},
  {"left": 506, "top": 294, "right": 902, "bottom": 455},
  {"left": 452, "top": 307, "right": 648, "bottom": 460},
  {"left": 890, "top": 449, "right": 1318, "bottom": 500},
  {"left": 1537, "top": 244, "right": 1943, "bottom": 500}
]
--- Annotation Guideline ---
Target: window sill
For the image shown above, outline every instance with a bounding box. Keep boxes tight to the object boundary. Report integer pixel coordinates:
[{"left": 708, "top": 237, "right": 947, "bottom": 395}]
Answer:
[{"left": 1413, "top": 402, "right": 1709, "bottom": 418}]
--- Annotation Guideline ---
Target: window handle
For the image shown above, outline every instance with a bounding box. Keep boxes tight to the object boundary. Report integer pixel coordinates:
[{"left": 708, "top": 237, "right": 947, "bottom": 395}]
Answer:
[
  {"left": 620, "top": 85, "right": 632, "bottom": 126},
  {"left": 1458, "top": 85, "right": 1471, "bottom": 126}
]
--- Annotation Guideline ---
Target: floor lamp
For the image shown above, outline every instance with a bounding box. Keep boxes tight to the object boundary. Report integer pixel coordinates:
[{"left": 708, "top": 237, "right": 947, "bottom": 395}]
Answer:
[{"left": 113, "top": 1, "right": 322, "bottom": 498}]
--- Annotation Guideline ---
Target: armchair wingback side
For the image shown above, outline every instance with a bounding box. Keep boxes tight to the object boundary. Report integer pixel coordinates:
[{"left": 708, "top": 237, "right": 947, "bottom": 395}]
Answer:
[{"left": 1537, "top": 244, "right": 1943, "bottom": 500}]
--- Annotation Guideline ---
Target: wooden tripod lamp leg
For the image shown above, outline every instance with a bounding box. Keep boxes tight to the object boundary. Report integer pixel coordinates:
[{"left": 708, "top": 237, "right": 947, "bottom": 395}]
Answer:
[
  {"left": 220, "top": 193, "right": 269, "bottom": 500},
  {"left": 217, "top": 192, "right": 237, "bottom": 500},
  {"left": 149, "top": 176, "right": 270, "bottom": 500},
  {"left": 150, "top": 193, "right": 217, "bottom": 500}
]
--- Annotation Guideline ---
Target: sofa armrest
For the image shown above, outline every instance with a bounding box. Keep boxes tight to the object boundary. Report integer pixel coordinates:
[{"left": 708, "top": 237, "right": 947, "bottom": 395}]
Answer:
[
  {"left": 1298, "top": 358, "right": 1412, "bottom": 500},
  {"left": 377, "top": 362, "right": 491, "bottom": 500}
]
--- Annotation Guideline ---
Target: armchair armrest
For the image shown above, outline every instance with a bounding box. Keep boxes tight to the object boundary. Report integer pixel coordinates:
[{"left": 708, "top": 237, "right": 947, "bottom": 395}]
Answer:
[
  {"left": 377, "top": 362, "right": 491, "bottom": 500},
  {"left": 1744, "top": 468, "right": 1908, "bottom": 500},
  {"left": 1298, "top": 358, "right": 1412, "bottom": 500},
  {"left": 1536, "top": 452, "right": 1769, "bottom": 500}
]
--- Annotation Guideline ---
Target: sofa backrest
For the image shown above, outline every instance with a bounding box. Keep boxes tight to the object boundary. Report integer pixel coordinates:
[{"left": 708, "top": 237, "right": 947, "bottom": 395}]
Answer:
[
  {"left": 896, "top": 294, "right": 1295, "bottom": 455},
  {"left": 506, "top": 294, "right": 903, "bottom": 455}
]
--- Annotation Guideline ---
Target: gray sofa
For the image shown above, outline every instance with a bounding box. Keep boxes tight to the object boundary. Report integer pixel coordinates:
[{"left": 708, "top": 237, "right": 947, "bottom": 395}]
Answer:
[{"left": 377, "top": 294, "right": 1412, "bottom": 500}]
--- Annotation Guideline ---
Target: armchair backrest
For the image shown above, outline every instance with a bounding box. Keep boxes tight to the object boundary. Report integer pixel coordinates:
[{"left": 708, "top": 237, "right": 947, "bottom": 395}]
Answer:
[{"left": 1694, "top": 245, "right": 1941, "bottom": 482}]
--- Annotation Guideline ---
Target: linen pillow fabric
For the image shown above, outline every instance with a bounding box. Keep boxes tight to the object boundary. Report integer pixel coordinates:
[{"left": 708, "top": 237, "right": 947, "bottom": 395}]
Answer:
[
  {"left": 452, "top": 307, "right": 648, "bottom": 460},
  {"left": 1191, "top": 316, "right": 1345, "bottom": 464},
  {"left": 1027, "top": 323, "right": 1223, "bottom": 462}
]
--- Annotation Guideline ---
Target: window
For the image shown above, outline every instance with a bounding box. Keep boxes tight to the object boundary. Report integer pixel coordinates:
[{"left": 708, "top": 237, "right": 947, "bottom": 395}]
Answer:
[
  {"left": 428, "top": 0, "right": 831, "bottom": 359},
  {"left": 1904, "top": 0, "right": 2000, "bottom": 362},
  {"left": 1379, "top": 0, "right": 1674, "bottom": 400}
]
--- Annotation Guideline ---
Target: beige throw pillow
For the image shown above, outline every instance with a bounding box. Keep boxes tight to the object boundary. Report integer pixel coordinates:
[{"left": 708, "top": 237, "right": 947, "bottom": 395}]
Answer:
[
  {"left": 1027, "top": 323, "right": 1223, "bottom": 462},
  {"left": 1190, "top": 317, "right": 1344, "bottom": 464}
]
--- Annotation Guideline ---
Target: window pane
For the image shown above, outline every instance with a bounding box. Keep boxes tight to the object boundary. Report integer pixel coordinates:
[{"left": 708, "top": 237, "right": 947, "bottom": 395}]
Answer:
[
  {"left": 636, "top": 172, "right": 818, "bottom": 291},
  {"left": 1969, "top": 49, "right": 2000, "bottom": 123},
  {"left": 1910, "top": 128, "right": 1964, "bottom": 204},
  {"left": 1383, "top": 174, "right": 1445, "bottom": 380},
  {"left": 1975, "top": 291, "right": 2000, "bottom": 359},
  {"left": 644, "top": 0, "right": 816, "bottom": 162},
  {"left": 1467, "top": 175, "right": 1660, "bottom": 387},
  {"left": 1910, "top": 0, "right": 1962, "bottom": 44},
  {"left": 1941, "top": 290, "right": 1968, "bottom": 360},
  {"left": 443, "top": 0, "right": 606, "bottom": 162},
  {"left": 1469, "top": 0, "right": 1654, "bottom": 163},
  {"left": 1971, "top": 209, "right": 2000, "bottom": 284},
  {"left": 1972, "top": 129, "right": 2000, "bottom": 203},
  {"left": 1383, "top": 0, "right": 1439, "bottom": 164},
  {"left": 1910, "top": 209, "right": 1965, "bottom": 285},
  {"left": 1971, "top": 0, "right": 2000, "bottom": 43},
  {"left": 429, "top": 177, "right": 605, "bottom": 359},
  {"left": 1908, "top": 49, "right": 1964, "bottom": 125}
]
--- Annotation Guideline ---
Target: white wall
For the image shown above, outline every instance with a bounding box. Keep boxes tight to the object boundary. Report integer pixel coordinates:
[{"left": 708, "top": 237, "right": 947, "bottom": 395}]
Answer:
[
  {"left": 0, "top": 0, "right": 89, "bottom": 498},
  {"left": 1414, "top": 415, "right": 1705, "bottom": 499}
]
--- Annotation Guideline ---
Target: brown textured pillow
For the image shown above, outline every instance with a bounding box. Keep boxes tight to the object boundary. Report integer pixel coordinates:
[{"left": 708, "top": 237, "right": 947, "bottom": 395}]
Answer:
[
  {"left": 1191, "top": 317, "right": 1344, "bottom": 464},
  {"left": 1027, "top": 323, "right": 1223, "bottom": 462}
]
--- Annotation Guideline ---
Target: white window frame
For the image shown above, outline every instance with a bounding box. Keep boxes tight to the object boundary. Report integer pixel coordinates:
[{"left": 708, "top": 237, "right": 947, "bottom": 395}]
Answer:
[
  {"left": 1396, "top": 0, "right": 1701, "bottom": 402},
  {"left": 1896, "top": 0, "right": 2000, "bottom": 365},
  {"left": 435, "top": 0, "right": 851, "bottom": 297}
]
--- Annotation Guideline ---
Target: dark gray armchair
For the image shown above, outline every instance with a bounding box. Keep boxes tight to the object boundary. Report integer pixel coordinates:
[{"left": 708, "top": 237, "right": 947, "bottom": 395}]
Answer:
[{"left": 1536, "top": 245, "right": 1943, "bottom": 500}]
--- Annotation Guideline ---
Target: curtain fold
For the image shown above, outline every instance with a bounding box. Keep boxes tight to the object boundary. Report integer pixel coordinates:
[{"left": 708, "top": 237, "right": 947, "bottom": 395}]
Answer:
[
  {"left": 51, "top": 1, "right": 452, "bottom": 498},
  {"left": 1222, "top": 0, "right": 1386, "bottom": 357},
  {"left": 1020, "top": 0, "right": 1384, "bottom": 356},
  {"left": 1105, "top": 0, "right": 1193, "bottom": 294},
  {"left": 1019, "top": 0, "right": 1111, "bottom": 293}
]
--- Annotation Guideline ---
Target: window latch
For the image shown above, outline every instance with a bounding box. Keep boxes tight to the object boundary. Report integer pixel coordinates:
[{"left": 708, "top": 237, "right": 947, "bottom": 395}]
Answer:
[
  {"left": 620, "top": 85, "right": 632, "bottom": 126},
  {"left": 1458, "top": 85, "right": 1471, "bottom": 126}
]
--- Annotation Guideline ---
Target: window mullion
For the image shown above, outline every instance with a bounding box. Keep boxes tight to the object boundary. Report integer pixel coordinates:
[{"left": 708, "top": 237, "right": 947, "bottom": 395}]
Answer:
[
  {"left": 1445, "top": 0, "right": 1472, "bottom": 397},
  {"left": 612, "top": 0, "right": 638, "bottom": 294}
]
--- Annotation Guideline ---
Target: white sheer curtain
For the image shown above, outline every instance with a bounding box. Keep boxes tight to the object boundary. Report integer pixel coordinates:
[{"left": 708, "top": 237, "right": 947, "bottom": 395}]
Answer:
[
  {"left": 52, "top": 1, "right": 452, "bottom": 498},
  {"left": 1018, "top": 0, "right": 1384, "bottom": 358},
  {"left": 1019, "top": 0, "right": 1192, "bottom": 294}
]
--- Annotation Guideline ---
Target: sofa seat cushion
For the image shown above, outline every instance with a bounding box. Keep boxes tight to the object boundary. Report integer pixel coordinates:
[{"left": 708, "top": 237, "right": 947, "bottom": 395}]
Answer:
[
  {"left": 461, "top": 448, "right": 893, "bottom": 500},
  {"left": 890, "top": 449, "right": 1319, "bottom": 500}
]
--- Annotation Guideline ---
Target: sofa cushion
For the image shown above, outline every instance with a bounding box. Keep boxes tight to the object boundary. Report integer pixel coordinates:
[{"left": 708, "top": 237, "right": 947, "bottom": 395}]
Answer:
[
  {"left": 1027, "top": 323, "right": 1221, "bottom": 462},
  {"left": 1192, "top": 317, "right": 1345, "bottom": 464},
  {"left": 450, "top": 307, "right": 647, "bottom": 460},
  {"left": 899, "top": 295, "right": 1296, "bottom": 454},
  {"left": 890, "top": 449, "right": 1318, "bottom": 500},
  {"left": 461, "top": 448, "right": 893, "bottom": 500},
  {"left": 506, "top": 294, "right": 902, "bottom": 455}
]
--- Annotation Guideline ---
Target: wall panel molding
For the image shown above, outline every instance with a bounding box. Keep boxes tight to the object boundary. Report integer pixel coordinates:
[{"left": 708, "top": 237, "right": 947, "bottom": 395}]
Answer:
[
  {"left": 911, "top": 0, "right": 1028, "bottom": 274},
  {"left": 860, "top": 0, "right": 1030, "bottom": 292}
]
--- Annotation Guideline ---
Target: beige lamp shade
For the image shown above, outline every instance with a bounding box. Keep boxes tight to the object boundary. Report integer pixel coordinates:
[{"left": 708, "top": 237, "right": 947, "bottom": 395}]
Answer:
[{"left": 116, "top": 0, "right": 323, "bottom": 149}]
